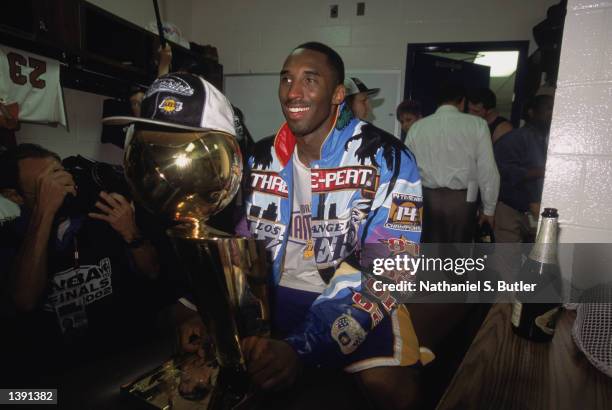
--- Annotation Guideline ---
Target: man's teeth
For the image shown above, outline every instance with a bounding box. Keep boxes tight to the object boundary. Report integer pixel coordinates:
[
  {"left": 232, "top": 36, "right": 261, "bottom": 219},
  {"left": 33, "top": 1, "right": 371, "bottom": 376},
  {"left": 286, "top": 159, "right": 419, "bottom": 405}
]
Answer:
[{"left": 288, "top": 107, "right": 309, "bottom": 113}]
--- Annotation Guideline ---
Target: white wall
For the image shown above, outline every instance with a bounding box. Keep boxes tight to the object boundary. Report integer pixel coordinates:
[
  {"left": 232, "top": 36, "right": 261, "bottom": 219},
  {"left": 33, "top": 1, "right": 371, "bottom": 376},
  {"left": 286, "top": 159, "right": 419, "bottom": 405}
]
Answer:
[
  {"left": 161, "top": 0, "right": 194, "bottom": 42},
  {"left": 190, "top": 0, "right": 557, "bottom": 75},
  {"left": 541, "top": 0, "right": 612, "bottom": 243},
  {"left": 17, "top": 89, "right": 124, "bottom": 164}
]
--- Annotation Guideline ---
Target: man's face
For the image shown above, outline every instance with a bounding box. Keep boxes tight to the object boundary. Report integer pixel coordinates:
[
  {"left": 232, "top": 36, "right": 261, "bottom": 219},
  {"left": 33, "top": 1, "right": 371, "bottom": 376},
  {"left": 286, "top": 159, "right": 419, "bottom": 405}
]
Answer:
[
  {"left": 399, "top": 112, "right": 420, "bottom": 133},
  {"left": 18, "top": 156, "right": 62, "bottom": 208},
  {"left": 130, "top": 91, "right": 145, "bottom": 117},
  {"left": 279, "top": 49, "right": 344, "bottom": 138},
  {"left": 468, "top": 101, "right": 486, "bottom": 118},
  {"left": 349, "top": 92, "right": 371, "bottom": 121}
]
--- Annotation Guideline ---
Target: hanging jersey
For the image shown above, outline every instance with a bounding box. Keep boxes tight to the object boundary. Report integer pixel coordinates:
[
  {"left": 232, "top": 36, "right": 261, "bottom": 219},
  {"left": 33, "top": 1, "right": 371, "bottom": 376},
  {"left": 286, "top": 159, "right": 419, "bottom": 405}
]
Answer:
[{"left": 0, "top": 45, "right": 66, "bottom": 126}]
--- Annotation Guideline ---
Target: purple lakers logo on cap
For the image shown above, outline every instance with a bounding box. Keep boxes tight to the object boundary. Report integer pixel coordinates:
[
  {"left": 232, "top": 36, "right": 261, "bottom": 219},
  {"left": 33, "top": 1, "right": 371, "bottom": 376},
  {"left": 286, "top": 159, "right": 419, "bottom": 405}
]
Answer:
[{"left": 158, "top": 97, "right": 183, "bottom": 113}]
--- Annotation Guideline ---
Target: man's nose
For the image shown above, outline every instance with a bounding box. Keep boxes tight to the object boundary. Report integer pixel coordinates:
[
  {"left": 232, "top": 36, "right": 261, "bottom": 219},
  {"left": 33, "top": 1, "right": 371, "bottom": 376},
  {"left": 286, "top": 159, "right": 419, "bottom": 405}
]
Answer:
[{"left": 287, "top": 81, "right": 303, "bottom": 100}]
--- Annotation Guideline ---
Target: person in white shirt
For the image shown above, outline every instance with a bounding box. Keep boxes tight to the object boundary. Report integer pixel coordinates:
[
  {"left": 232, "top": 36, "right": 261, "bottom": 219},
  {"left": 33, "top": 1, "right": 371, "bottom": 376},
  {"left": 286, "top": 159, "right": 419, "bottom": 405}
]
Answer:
[{"left": 406, "top": 84, "right": 499, "bottom": 242}]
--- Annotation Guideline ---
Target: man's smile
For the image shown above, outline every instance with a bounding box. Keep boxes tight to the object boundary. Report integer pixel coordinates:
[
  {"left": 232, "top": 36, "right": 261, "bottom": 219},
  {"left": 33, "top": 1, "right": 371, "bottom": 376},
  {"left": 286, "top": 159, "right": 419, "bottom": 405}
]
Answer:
[
  {"left": 287, "top": 107, "right": 309, "bottom": 113},
  {"left": 285, "top": 104, "right": 311, "bottom": 120}
]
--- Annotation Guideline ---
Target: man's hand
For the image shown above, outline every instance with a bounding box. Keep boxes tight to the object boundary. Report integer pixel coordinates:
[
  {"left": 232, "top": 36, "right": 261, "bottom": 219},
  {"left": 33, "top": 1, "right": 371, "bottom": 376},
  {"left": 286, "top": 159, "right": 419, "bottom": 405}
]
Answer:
[
  {"left": 478, "top": 213, "right": 495, "bottom": 230},
  {"left": 35, "top": 162, "right": 76, "bottom": 217},
  {"left": 157, "top": 44, "right": 173, "bottom": 77},
  {"left": 179, "top": 315, "right": 207, "bottom": 358},
  {"left": 88, "top": 192, "right": 139, "bottom": 242},
  {"left": 241, "top": 336, "right": 300, "bottom": 391}
]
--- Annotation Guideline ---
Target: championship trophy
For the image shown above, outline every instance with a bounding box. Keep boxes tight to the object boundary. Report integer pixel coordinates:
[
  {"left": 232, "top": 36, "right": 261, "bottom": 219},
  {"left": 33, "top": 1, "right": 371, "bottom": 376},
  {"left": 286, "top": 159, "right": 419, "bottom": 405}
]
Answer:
[{"left": 105, "top": 73, "right": 270, "bottom": 409}]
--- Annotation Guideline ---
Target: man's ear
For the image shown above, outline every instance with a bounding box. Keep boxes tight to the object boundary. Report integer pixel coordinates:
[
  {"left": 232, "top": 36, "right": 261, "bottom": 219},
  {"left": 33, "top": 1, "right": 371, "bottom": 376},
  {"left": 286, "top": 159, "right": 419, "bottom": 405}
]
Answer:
[
  {"left": 332, "top": 83, "right": 346, "bottom": 105},
  {"left": 0, "top": 189, "right": 24, "bottom": 205}
]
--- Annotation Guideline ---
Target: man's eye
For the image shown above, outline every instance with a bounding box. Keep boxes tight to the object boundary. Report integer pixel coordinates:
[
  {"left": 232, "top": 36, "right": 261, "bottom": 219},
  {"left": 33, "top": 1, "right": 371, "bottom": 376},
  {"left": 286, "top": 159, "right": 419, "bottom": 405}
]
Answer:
[
  {"left": 305, "top": 77, "right": 316, "bottom": 84},
  {"left": 281, "top": 76, "right": 292, "bottom": 85}
]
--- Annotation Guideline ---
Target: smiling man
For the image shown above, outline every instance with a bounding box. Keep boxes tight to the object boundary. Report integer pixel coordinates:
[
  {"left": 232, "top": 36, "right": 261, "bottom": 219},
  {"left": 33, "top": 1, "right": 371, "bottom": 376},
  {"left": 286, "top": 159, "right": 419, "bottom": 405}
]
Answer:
[{"left": 238, "top": 42, "right": 427, "bottom": 409}]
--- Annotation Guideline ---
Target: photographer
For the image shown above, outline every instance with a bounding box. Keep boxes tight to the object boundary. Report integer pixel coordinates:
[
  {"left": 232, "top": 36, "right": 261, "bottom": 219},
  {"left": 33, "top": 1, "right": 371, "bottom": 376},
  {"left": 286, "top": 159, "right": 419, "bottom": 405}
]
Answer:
[{"left": 0, "top": 144, "right": 159, "bottom": 379}]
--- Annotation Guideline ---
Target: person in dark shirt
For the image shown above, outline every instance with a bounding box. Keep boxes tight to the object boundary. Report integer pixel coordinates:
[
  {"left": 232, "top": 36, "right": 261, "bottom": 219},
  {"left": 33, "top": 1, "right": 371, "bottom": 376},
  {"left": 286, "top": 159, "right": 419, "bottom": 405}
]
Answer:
[
  {"left": 493, "top": 94, "right": 554, "bottom": 242},
  {"left": 0, "top": 143, "right": 160, "bottom": 383},
  {"left": 467, "top": 87, "right": 513, "bottom": 143}
]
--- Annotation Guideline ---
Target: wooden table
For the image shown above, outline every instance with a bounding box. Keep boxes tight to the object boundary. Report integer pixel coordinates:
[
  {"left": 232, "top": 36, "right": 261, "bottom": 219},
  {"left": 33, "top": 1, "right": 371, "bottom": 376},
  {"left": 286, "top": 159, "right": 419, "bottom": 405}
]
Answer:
[{"left": 436, "top": 304, "right": 612, "bottom": 410}]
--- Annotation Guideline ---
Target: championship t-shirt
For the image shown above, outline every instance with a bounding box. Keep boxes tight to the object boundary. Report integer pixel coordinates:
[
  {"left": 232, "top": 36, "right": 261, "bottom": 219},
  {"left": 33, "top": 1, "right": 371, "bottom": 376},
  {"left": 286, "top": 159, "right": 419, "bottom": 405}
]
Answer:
[
  {"left": 1, "top": 213, "right": 142, "bottom": 353},
  {"left": 279, "top": 151, "right": 326, "bottom": 293}
]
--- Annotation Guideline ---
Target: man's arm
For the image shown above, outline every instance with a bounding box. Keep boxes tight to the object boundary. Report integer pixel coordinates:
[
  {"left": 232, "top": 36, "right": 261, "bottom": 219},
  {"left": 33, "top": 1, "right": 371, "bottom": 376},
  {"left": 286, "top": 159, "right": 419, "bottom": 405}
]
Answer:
[
  {"left": 476, "top": 122, "right": 500, "bottom": 217},
  {"left": 157, "top": 44, "right": 172, "bottom": 78},
  {"left": 494, "top": 132, "right": 544, "bottom": 185},
  {"left": 11, "top": 165, "right": 76, "bottom": 311},
  {"left": 284, "top": 143, "right": 423, "bottom": 367},
  {"left": 491, "top": 120, "right": 513, "bottom": 143},
  {"left": 11, "top": 208, "right": 54, "bottom": 311}
]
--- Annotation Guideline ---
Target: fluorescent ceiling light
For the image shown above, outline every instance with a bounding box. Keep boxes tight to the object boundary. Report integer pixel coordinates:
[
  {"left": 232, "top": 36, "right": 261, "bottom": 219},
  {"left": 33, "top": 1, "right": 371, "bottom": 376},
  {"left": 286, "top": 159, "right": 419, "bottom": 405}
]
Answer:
[{"left": 474, "top": 51, "right": 519, "bottom": 77}]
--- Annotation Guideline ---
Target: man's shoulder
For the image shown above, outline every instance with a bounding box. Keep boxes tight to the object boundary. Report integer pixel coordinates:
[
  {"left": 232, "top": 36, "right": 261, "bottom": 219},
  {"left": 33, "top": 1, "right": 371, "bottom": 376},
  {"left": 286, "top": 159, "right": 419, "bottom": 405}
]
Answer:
[
  {"left": 348, "top": 123, "right": 412, "bottom": 156},
  {"left": 496, "top": 125, "right": 532, "bottom": 145},
  {"left": 250, "top": 135, "right": 276, "bottom": 170},
  {"left": 452, "top": 110, "right": 488, "bottom": 127},
  {"left": 252, "top": 134, "right": 275, "bottom": 148},
  {"left": 358, "top": 123, "right": 405, "bottom": 149},
  {"left": 345, "top": 123, "right": 416, "bottom": 172}
]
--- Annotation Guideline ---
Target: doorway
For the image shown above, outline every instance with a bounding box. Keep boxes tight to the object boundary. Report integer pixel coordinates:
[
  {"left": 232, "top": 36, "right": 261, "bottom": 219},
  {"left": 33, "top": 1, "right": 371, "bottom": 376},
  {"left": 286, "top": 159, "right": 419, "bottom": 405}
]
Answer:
[{"left": 404, "top": 41, "right": 529, "bottom": 127}]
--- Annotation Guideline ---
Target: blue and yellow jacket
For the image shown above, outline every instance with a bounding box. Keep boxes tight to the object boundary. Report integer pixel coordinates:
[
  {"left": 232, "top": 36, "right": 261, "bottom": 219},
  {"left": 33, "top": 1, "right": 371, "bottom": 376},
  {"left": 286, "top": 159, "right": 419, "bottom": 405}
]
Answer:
[{"left": 236, "top": 103, "right": 423, "bottom": 368}]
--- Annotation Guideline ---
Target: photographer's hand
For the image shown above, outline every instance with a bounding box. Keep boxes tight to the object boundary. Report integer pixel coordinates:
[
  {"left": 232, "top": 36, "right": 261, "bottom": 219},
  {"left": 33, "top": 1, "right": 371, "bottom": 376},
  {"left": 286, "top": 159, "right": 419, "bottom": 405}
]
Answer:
[
  {"left": 89, "top": 192, "right": 160, "bottom": 278},
  {"left": 89, "top": 191, "right": 139, "bottom": 242},
  {"left": 35, "top": 162, "right": 76, "bottom": 217}
]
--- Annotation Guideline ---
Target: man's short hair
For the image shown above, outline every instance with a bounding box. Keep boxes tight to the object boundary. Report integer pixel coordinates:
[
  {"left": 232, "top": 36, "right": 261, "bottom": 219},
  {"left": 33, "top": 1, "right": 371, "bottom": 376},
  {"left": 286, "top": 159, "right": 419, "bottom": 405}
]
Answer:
[
  {"left": 437, "top": 84, "right": 466, "bottom": 105},
  {"left": 293, "top": 42, "right": 345, "bottom": 86},
  {"left": 0, "top": 143, "right": 60, "bottom": 191},
  {"left": 467, "top": 88, "right": 497, "bottom": 110},
  {"left": 396, "top": 100, "right": 422, "bottom": 120}
]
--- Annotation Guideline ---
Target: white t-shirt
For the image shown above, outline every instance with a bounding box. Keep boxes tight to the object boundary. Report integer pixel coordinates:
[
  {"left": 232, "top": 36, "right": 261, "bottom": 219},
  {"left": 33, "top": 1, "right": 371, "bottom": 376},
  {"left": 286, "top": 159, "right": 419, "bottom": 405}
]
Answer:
[{"left": 279, "top": 151, "right": 327, "bottom": 293}]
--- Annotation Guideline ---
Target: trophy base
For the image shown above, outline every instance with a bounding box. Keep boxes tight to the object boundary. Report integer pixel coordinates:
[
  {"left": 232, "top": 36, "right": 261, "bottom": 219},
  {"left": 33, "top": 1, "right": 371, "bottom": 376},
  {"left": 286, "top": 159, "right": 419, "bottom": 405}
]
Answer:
[
  {"left": 121, "top": 355, "right": 258, "bottom": 410},
  {"left": 121, "top": 354, "right": 216, "bottom": 410}
]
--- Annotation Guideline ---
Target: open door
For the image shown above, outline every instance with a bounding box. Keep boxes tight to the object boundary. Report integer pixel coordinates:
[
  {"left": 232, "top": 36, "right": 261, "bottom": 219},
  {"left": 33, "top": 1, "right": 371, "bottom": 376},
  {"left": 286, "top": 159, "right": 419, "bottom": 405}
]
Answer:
[{"left": 407, "top": 53, "right": 490, "bottom": 117}]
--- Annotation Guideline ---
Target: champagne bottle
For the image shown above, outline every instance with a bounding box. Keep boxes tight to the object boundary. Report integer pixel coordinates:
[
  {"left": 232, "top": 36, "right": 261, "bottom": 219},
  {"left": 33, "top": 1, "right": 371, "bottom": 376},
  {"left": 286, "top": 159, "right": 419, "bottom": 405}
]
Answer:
[{"left": 511, "top": 208, "right": 562, "bottom": 342}]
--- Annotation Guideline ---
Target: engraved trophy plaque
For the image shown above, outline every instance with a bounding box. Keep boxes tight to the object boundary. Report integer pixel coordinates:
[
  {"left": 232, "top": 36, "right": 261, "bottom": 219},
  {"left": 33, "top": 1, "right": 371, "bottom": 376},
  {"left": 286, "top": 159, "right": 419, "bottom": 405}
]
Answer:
[{"left": 109, "top": 74, "right": 269, "bottom": 410}]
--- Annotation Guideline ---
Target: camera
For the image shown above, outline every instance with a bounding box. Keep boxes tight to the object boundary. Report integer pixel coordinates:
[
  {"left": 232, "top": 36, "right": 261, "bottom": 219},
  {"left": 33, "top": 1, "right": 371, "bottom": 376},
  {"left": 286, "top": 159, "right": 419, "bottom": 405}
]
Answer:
[{"left": 59, "top": 156, "right": 132, "bottom": 217}]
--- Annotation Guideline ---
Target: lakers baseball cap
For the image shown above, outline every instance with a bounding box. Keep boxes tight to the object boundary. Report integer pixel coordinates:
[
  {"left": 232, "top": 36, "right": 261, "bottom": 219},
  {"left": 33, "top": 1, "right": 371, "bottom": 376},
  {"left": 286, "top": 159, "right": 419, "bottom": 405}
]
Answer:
[
  {"left": 103, "top": 72, "right": 236, "bottom": 136},
  {"left": 344, "top": 77, "right": 379, "bottom": 97}
]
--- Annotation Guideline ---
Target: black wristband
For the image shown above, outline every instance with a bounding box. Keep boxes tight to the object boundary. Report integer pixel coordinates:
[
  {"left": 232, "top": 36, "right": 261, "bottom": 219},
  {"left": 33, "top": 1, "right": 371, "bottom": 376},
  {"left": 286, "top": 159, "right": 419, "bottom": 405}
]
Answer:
[{"left": 126, "top": 236, "right": 147, "bottom": 249}]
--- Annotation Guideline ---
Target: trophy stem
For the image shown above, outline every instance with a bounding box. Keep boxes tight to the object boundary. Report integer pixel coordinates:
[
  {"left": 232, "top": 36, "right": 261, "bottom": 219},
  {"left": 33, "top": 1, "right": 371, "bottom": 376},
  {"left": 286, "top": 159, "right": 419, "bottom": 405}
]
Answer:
[
  {"left": 167, "top": 223, "right": 270, "bottom": 409},
  {"left": 173, "top": 218, "right": 233, "bottom": 240}
]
